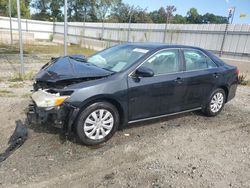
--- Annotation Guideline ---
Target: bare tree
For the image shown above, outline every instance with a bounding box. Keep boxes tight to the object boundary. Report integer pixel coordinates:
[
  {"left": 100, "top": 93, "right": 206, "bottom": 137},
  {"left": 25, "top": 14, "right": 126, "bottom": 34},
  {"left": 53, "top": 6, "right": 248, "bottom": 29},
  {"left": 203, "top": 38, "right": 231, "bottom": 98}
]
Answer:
[
  {"left": 165, "top": 5, "right": 176, "bottom": 24},
  {"left": 163, "top": 5, "right": 176, "bottom": 43}
]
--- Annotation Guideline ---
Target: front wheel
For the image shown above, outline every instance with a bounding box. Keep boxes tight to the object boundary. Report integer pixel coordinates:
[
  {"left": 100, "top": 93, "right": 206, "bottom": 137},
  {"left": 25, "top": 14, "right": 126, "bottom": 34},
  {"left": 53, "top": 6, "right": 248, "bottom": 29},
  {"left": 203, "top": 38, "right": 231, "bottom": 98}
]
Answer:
[
  {"left": 76, "top": 102, "right": 119, "bottom": 145},
  {"left": 202, "top": 88, "right": 226, "bottom": 117}
]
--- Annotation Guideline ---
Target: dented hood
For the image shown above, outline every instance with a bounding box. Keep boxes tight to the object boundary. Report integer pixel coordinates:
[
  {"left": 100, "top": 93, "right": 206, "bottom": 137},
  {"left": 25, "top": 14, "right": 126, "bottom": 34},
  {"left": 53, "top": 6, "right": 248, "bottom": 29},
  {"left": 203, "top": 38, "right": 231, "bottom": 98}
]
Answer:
[{"left": 35, "top": 55, "right": 113, "bottom": 82}]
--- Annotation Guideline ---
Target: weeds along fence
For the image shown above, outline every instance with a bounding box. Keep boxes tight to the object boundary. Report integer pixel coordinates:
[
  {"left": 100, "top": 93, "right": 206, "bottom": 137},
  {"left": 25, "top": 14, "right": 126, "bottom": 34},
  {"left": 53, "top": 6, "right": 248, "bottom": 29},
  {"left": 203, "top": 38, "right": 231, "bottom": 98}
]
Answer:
[{"left": 0, "top": 16, "right": 250, "bottom": 61}]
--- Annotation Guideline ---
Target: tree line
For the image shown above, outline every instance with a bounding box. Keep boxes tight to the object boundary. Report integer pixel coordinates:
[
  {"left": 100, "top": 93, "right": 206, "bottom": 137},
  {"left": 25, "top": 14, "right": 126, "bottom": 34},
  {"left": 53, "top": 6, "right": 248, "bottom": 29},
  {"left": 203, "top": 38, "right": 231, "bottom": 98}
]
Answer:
[{"left": 0, "top": 0, "right": 228, "bottom": 24}]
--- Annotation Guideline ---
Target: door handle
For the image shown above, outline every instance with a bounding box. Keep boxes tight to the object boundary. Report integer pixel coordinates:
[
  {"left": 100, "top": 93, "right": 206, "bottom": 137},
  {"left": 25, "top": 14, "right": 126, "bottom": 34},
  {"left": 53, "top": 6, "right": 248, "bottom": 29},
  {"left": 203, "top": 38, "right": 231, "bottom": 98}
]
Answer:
[
  {"left": 174, "top": 77, "right": 182, "bottom": 84},
  {"left": 213, "top": 73, "right": 220, "bottom": 78}
]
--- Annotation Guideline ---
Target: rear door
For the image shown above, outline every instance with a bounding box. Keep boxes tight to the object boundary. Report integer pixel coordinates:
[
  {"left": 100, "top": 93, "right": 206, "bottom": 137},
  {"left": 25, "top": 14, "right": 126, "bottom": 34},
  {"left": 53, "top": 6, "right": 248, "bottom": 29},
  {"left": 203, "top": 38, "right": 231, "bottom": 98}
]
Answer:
[
  {"left": 127, "top": 49, "right": 187, "bottom": 121},
  {"left": 180, "top": 49, "right": 221, "bottom": 110}
]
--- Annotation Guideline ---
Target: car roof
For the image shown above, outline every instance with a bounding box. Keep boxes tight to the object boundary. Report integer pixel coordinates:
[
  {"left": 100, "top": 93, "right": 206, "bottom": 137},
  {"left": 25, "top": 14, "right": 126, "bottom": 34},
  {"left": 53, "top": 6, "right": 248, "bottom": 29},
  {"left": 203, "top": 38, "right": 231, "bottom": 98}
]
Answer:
[{"left": 123, "top": 42, "right": 204, "bottom": 51}]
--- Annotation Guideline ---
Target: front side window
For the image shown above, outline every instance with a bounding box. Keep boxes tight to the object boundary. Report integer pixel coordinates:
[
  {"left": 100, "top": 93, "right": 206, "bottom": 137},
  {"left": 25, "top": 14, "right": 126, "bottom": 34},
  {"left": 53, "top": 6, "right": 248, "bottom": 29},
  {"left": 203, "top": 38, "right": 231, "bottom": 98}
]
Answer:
[
  {"left": 184, "top": 50, "right": 217, "bottom": 71},
  {"left": 141, "top": 49, "right": 180, "bottom": 75}
]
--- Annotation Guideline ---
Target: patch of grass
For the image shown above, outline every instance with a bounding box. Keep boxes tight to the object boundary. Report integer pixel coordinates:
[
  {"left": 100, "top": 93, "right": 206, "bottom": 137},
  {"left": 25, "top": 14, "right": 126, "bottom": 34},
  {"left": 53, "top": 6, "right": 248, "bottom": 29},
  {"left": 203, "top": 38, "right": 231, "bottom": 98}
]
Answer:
[
  {"left": 67, "top": 44, "right": 96, "bottom": 56},
  {"left": 0, "top": 89, "right": 12, "bottom": 94},
  {"left": 22, "top": 93, "right": 32, "bottom": 98},
  {"left": 0, "top": 43, "right": 96, "bottom": 56},
  {"left": 9, "top": 82, "right": 25, "bottom": 88},
  {"left": 238, "top": 74, "right": 249, "bottom": 86},
  {"left": 0, "top": 43, "right": 24, "bottom": 54},
  {"left": 49, "top": 34, "right": 54, "bottom": 42},
  {"left": 9, "top": 71, "right": 35, "bottom": 82},
  {"left": 0, "top": 89, "right": 16, "bottom": 97}
]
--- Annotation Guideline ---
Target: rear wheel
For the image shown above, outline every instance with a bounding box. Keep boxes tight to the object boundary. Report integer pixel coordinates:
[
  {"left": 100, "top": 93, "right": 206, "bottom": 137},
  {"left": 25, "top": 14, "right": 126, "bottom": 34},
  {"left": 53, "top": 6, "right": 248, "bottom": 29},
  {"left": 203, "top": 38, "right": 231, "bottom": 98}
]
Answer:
[
  {"left": 202, "top": 88, "right": 226, "bottom": 117},
  {"left": 76, "top": 102, "right": 119, "bottom": 145}
]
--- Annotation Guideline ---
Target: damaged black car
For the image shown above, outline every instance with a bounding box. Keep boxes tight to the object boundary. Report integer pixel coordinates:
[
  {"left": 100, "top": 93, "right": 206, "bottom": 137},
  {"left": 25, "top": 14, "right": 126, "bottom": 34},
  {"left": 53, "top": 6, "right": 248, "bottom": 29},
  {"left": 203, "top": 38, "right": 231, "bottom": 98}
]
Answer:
[{"left": 28, "top": 43, "right": 238, "bottom": 145}]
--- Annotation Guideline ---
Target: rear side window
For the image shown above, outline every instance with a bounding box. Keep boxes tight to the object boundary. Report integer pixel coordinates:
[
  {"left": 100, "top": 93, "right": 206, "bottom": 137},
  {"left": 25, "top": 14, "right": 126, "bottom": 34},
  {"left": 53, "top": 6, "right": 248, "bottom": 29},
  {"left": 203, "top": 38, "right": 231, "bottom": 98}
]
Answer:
[{"left": 184, "top": 50, "right": 217, "bottom": 71}]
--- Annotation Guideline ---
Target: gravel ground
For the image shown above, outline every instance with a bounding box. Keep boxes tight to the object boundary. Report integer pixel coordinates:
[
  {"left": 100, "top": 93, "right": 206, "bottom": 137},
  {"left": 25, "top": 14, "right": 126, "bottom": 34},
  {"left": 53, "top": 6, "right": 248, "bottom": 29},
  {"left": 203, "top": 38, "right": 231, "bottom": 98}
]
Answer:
[{"left": 0, "top": 59, "right": 250, "bottom": 188}]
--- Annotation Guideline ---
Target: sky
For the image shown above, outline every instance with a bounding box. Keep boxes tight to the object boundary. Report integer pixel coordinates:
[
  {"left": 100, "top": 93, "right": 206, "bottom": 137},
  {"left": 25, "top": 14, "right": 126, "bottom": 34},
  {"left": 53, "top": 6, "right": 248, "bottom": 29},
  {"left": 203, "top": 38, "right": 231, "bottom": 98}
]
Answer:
[{"left": 123, "top": 0, "right": 250, "bottom": 24}]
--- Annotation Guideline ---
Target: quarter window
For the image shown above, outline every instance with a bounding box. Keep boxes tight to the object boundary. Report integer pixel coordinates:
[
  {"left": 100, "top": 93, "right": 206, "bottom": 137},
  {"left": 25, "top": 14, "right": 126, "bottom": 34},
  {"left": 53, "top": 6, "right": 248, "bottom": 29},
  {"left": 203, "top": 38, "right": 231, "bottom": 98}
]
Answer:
[
  {"left": 142, "top": 49, "right": 180, "bottom": 75},
  {"left": 184, "top": 50, "right": 217, "bottom": 71}
]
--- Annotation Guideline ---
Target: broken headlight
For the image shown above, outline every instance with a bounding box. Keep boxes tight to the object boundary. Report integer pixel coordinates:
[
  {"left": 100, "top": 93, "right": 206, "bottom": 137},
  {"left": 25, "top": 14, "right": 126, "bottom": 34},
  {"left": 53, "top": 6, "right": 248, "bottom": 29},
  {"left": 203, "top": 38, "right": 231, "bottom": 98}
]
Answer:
[{"left": 31, "top": 89, "right": 73, "bottom": 108}]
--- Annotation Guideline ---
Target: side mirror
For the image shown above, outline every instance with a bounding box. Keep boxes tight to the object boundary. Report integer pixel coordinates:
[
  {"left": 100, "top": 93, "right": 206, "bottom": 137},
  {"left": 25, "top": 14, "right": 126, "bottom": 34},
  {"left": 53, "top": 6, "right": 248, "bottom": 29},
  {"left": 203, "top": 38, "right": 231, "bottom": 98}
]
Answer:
[{"left": 135, "top": 66, "right": 154, "bottom": 77}]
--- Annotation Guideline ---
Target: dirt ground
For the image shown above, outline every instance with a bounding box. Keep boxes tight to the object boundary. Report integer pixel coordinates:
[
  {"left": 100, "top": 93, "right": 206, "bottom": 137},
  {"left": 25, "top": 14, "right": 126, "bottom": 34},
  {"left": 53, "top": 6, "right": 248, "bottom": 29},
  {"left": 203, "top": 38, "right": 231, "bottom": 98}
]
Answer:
[{"left": 0, "top": 51, "right": 250, "bottom": 188}]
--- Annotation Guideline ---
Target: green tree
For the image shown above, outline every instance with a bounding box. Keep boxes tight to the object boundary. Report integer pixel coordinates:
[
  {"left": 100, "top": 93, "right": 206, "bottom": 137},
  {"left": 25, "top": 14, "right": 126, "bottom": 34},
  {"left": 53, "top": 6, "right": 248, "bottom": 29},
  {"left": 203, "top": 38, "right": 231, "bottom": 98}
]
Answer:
[
  {"left": 149, "top": 7, "right": 167, "bottom": 23},
  {"left": 0, "top": 0, "right": 30, "bottom": 18},
  {"left": 108, "top": 3, "right": 152, "bottom": 23},
  {"left": 13, "top": 0, "right": 229, "bottom": 24},
  {"left": 67, "top": 0, "right": 93, "bottom": 22},
  {"left": 132, "top": 7, "right": 152, "bottom": 23},
  {"left": 186, "top": 8, "right": 202, "bottom": 23},
  {"left": 0, "top": 0, "right": 8, "bottom": 16},
  {"left": 50, "top": 0, "right": 63, "bottom": 21},
  {"left": 31, "top": 0, "right": 50, "bottom": 20},
  {"left": 172, "top": 14, "right": 186, "bottom": 24},
  {"left": 31, "top": 0, "right": 64, "bottom": 21},
  {"left": 108, "top": 2, "right": 130, "bottom": 22},
  {"left": 94, "top": 0, "right": 120, "bottom": 22},
  {"left": 202, "top": 13, "right": 228, "bottom": 24}
]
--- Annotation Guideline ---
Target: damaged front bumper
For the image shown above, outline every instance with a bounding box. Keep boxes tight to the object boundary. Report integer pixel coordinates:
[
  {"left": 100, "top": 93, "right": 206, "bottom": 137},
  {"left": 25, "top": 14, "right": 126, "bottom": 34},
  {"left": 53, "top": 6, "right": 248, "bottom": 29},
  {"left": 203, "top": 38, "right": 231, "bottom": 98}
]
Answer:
[
  {"left": 27, "top": 89, "right": 79, "bottom": 132},
  {"left": 27, "top": 102, "right": 68, "bottom": 128}
]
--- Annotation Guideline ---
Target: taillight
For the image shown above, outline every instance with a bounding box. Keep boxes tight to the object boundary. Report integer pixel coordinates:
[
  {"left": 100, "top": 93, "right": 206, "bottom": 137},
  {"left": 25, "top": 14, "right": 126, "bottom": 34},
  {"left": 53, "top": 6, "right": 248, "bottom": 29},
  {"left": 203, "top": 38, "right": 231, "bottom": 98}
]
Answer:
[{"left": 236, "top": 68, "right": 240, "bottom": 75}]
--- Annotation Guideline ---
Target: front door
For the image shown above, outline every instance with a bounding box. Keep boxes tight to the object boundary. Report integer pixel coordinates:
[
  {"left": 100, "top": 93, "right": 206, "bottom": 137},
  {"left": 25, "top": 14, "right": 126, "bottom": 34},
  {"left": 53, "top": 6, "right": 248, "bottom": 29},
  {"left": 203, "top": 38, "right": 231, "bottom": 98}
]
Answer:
[{"left": 127, "top": 49, "right": 187, "bottom": 121}]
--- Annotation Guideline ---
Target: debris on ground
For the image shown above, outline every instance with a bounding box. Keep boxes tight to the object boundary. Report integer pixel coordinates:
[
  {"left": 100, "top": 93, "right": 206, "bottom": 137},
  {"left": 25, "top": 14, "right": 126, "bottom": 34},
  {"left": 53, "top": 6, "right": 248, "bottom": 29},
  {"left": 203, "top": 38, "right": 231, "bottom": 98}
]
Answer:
[{"left": 0, "top": 120, "right": 28, "bottom": 163}]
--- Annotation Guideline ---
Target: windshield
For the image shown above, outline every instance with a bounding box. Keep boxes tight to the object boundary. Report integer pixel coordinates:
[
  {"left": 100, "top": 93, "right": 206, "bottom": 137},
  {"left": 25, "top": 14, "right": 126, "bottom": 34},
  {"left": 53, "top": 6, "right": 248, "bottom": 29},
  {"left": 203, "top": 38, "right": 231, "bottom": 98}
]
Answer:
[{"left": 86, "top": 45, "right": 150, "bottom": 72}]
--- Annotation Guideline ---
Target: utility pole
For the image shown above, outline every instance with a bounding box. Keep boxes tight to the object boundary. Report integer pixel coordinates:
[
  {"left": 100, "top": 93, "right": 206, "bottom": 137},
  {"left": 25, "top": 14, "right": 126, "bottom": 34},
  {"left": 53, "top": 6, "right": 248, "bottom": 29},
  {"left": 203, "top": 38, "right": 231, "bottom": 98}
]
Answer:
[
  {"left": 16, "top": 0, "right": 24, "bottom": 76},
  {"left": 219, "top": 7, "right": 235, "bottom": 56},
  {"left": 101, "top": 19, "right": 104, "bottom": 40},
  {"left": 8, "top": 0, "right": 13, "bottom": 46},
  {"left": 64, "top": 0, "right": 68, "bottom": 56},
  {"left": 230, "top": 7, "right": 236, "bottom": 24}
]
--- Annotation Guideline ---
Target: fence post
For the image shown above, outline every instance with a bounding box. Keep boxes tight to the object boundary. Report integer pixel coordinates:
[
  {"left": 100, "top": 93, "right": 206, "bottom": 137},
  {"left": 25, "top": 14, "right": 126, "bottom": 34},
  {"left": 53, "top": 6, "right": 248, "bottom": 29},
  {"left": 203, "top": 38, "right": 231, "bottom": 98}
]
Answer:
[
  {"left": 16, "top": 0, "right": 24, "bottom": 76},
  {"left": 64, "top": 0, "right": 68, "bottom": 56},
  {"left": 26, "top": 19, "right": 28, "bottom": 32},
  {"left": 83, "top": 13, "right": 86, "bottom": 37},
  {"left": 52, "top": 18, "right": 56, "bottom": 36},
  {"left": 101, "top": 21, "right": 104, "bottom": 40},
  {"left": 8, "top": 0, "right": 13, "bottom": 46}
]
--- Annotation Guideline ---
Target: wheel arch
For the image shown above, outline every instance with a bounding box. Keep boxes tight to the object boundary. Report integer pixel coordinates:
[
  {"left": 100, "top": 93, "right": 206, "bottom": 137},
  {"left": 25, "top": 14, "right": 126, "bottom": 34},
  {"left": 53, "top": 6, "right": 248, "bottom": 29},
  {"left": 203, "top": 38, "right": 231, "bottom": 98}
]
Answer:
[
  {"left": 218, "top": 85, "right": 229, "bottom": 103},
  {"left": 70, "top": 95, "right": 127, "bottom": 132}
]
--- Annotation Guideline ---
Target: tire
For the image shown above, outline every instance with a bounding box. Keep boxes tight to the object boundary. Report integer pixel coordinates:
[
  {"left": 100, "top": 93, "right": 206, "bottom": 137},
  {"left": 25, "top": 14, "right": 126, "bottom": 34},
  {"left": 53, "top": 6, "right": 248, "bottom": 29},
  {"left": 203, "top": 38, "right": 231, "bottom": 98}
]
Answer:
[
  {"left": 76, "top": 102, "right": 119, "bottom": 145},
  {"left": 202, "top": 88, "right": 226, "bottom": 117}
]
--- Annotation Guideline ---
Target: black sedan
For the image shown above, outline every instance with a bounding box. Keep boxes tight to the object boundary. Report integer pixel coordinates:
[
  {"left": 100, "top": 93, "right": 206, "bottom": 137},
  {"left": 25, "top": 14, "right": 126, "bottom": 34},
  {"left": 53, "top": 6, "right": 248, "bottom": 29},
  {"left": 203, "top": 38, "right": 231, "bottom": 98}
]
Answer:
[{"left": 28, "top": 43, "right": 238, "bottom": 145}]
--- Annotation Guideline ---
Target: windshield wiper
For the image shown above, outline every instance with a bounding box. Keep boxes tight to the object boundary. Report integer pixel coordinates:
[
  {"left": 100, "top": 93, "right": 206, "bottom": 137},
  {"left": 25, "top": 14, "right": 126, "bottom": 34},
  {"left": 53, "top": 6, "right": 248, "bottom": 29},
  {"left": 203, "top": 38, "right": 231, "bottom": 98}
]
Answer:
[
  {"left": 101, "top": 67, "right": 116, "bottom": 73},
  {"left": 69, "top": 55, "right": 87, "bottom": 62}
]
